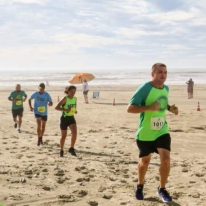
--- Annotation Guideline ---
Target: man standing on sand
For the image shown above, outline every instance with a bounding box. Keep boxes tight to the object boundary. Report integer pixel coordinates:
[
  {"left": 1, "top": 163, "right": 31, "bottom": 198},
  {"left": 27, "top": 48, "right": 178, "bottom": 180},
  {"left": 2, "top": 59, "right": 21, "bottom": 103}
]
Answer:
[
  {"left": 127, "top": 63, "right": 178, "bottom": 203},
  {"left": 82, "top": 79, "right": 89, "bottom": 103},
  {"left": 186, "top": 78, "right": 194, "bottom": 99},
  {"left": 28, "top": 83, "right": 53, "bottom": 146},
  {"left": 8, "top": 84, "right": 27, "bottom": 133}
]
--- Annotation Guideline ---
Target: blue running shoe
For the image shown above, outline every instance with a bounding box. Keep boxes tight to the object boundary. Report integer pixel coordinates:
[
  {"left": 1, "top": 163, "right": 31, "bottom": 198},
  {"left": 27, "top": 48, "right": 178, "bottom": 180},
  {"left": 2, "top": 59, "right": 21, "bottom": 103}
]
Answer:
[
  {"left": 157, "top": 187, "right": 172, "bottom": 203},
  {"left": 135, "top": 185, "right": 144, "bottom": 200}
]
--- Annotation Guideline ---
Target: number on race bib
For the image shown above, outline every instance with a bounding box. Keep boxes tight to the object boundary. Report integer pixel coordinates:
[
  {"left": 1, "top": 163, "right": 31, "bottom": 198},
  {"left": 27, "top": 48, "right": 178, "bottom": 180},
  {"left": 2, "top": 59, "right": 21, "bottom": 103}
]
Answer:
[
  {"left": 151, "top": 117, "right": 164, "bottom": 130},
  {"left": 16, "top": 100, "right": 22, "bottom": 105},
  {"left": 37, "top": 106, "right": 46, "bottom": 113}
]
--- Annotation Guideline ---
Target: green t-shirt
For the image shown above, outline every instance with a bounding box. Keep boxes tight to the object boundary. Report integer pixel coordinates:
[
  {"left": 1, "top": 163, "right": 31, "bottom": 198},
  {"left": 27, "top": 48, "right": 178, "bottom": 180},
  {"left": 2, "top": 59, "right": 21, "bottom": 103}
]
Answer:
[
  {"left": 8, "top": 90, "right": 27, "bottom": 110},
  {"left": 130, "top": 82, "right": 169, "bottom": 141}
]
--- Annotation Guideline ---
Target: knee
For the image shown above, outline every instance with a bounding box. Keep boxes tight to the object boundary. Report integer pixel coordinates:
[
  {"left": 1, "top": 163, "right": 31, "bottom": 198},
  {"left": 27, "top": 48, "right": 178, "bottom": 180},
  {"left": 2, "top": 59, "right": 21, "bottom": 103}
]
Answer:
[
  {"left": 71, "top": 131, "right": 77, "bottom": 136},
  {"left": 139, "top": 159, "right": 150, "bottom": 167},
  {"left": 161, "top": 156, "right": 170, "bottom": 167}
]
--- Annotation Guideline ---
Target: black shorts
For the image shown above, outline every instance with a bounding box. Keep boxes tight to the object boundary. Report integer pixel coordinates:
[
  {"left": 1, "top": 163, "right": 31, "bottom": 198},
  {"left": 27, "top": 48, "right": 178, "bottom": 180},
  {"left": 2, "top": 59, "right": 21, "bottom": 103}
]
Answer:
[
  {"left": 60, "top": 115, "right": 76, "bottom": 130},
  {"left": 35, "top": 114, "right": 48, "bottom": 121},
  {"left": 136, "top": 134, "right": 171, "bottom": 158},
  {"left": 83, "top": 90, "right": 89, "bottom": 95},
  {"left": 12, "top": 108, "right": 23, "bottom": 118}
]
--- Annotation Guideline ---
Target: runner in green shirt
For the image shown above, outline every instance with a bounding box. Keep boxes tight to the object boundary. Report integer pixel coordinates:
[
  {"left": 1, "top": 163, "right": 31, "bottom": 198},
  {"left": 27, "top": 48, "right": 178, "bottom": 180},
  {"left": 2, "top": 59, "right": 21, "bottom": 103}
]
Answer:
[
  {"left": 8, "top": 84, "right": 27, "bottom": 133},
  {"left": 127, "top": 63, "right": 178, "bottom": 203}
]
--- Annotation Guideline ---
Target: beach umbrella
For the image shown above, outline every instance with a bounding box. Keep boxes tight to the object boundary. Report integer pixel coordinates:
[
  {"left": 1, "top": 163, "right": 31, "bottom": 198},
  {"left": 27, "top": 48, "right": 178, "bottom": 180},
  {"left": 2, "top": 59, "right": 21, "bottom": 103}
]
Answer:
[{"left": 69, "top": 73, "right": 95, "bottom": 84}]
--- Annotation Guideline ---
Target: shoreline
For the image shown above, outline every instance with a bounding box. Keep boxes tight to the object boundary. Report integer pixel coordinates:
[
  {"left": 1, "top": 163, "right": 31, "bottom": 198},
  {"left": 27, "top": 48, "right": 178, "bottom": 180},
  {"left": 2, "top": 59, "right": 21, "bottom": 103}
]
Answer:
[{"left": 1, "top": 83, "right": 206, "bottom": 91}]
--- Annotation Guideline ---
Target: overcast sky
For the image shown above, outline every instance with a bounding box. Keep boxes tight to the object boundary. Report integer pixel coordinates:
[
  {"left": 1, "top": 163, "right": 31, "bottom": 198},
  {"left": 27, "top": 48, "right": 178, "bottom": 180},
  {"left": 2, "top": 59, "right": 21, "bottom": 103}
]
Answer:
[{"left": 0, "top": 0, "right": 205, "bottom": 72}]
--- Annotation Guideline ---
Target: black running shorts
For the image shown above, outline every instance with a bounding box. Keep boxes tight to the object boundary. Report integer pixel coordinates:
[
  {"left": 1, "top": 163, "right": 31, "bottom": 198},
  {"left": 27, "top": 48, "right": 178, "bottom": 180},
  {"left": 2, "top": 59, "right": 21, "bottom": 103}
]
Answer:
[
  {"left": 83, "top": 90, "right": 89, "bottom": 95},
  {"left": 35, "top": 114, "right": 48, "bottom": 121},
  {"left": 60, "top": 115, "right": 76, "bottom": 130},
  {"left": 136, "top": 133, "right": 171, "bottom": 158},
  {"left": 12, "top": 108, "right": 24, "bottom": 118}
]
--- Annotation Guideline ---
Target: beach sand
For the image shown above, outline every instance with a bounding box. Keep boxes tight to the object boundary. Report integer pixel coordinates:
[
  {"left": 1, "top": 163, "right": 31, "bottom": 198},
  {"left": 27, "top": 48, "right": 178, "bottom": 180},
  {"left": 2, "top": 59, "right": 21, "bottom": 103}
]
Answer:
[{"left": 0, "top": 84, "right": 206, "bottom": 206}]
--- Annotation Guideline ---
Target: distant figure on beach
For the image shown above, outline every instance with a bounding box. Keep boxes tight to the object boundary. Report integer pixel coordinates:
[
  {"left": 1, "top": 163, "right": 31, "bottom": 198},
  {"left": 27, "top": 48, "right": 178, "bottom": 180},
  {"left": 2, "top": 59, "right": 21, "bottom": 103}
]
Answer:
[
  {"left": 82, "top": 79, "right": 89, "bottom": 103},
  {"left": 28, "top": 83, "right": 53, "bottom": 146},
  {"left": 127, "top": 63, "right": 178, "bottom": 203},
  {"left": 186, "top": 78, "right": 194, "bottom": 99},
  {"left": 8, "top": 84, "right": 27, "bottom": 133},
  {"left": 46, "top": 80, "right": 49, "bottom": 86},
  {"left": 55, "top": 86, "right": 77, "bottom": 157}
]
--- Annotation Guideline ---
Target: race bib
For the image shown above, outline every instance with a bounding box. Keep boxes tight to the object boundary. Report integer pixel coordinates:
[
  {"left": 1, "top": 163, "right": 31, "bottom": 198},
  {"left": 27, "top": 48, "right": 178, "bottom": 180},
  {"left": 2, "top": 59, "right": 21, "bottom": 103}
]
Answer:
[
  {"left": 37, "top": 106, "right": 46, "bottom": 113},
  {"left": 151, "top": 117, "right": 164, "bottom": 130},
  {"left": 70, "top": 108, "right": 76, "bottom": 114},
  {"left": 16, "top": 100, "right": 22, "bottom": 105}
]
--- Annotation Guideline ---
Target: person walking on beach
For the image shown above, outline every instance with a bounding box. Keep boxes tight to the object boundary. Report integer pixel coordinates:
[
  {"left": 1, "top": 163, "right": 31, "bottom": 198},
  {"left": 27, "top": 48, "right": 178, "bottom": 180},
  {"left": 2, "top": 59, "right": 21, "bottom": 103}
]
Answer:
[
  {"left": 28, "top": 83, "right": 53, "bottom": 146},
  {"left": 8, "top": 84, "right": 27, "bottom": 133},
  {"left": 186, "top": 78, "right": 194, "bottom": 99},
  {"left": 55, "top": 86, "right": 78, "bottom": 157},
  {"left": 82, "top": 79, "right": 89, "bottom": 103},
  {"left": 127, "top": 63, "right": 178, "bottom": 203}
]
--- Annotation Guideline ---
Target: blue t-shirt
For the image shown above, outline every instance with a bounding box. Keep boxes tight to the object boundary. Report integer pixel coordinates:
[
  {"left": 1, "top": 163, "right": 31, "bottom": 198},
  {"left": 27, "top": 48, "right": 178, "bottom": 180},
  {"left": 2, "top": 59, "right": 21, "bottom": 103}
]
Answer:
[{"left": 30, "top": 92, "right": 52, "bottom": 116}]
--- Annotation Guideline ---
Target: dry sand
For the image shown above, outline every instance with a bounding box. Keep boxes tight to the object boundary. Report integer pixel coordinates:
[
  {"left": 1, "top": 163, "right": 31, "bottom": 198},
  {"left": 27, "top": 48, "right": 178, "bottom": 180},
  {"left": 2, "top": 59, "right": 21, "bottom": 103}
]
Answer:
[{"left": 0, "top": 84, "right": 206, "bottom": 206}]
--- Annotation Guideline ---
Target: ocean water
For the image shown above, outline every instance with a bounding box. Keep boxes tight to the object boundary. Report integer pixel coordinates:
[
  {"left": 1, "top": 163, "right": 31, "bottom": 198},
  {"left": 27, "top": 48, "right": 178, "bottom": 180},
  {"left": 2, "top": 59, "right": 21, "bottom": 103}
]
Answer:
[{"left": 0, "top": 69, "right": 206, "bottom": 86}]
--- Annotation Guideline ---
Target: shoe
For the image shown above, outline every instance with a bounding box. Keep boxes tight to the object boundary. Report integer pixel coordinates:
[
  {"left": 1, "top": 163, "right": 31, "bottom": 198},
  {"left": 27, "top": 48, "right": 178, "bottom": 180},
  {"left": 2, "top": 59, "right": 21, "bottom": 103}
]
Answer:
[
  {"left": 68, "top": 147, "right": 77, "bottom": 156},
  {"left": 157, "top": 187, "right": 172, "bottom": 203},
  {"left": 17, "top": 129, "right": 21, "bottom": 133},
  {"left": 60, "top": 150, "right": 64, "bottom": 157},
  {"left": 39, "top": 137, "right": 43, "bottom": 145},
  {"left": 37, "top": 137, "right": 41, "bottom": 146},
  {"left": 14, "top": 122, "right": 17, "bottom": 128},
  {"left": 135, "top": 185, "right": 144, "bottom": 200}
]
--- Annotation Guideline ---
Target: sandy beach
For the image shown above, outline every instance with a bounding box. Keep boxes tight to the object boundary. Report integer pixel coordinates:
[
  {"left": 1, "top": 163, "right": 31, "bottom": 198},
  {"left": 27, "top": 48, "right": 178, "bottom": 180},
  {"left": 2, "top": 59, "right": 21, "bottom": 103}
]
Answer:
[{"left": 0, "top": 84, "right": 206, "bottom": 206}]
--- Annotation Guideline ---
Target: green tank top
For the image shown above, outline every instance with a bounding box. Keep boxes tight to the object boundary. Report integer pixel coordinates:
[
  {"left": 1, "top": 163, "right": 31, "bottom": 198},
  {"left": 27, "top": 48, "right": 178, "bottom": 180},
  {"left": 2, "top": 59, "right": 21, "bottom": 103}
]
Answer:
[{"left": 62, "top": 96, "right": 77, "bottom": 117}]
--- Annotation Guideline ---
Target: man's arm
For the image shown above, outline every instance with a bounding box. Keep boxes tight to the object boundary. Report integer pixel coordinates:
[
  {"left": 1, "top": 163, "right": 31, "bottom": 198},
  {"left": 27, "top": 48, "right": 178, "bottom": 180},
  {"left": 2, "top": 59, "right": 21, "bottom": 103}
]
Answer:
[
  {"left": 127, "top": 102, "right": 159, "bottom": 114},
  {"left": 28, "top": 99, "right": 33, "bottom": 111},
  {"left": 23, "top": 94, "right": 27, "bottom": 102},
  {"left": 8, "top": 96, "right": 17, "bottom": 103}
]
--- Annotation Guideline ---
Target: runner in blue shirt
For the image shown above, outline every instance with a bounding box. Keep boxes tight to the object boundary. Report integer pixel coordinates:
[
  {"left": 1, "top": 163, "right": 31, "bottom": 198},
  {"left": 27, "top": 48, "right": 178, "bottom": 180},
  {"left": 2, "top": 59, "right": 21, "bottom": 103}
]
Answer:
[{"left": 28, "top": 83, "right": 53, "bottom": 146}]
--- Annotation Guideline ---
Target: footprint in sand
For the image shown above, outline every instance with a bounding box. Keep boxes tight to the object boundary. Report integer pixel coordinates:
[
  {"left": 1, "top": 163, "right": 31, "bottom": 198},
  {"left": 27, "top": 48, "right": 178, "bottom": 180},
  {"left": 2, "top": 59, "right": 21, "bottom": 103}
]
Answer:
[
  {"left": 15, "top": 154, "right": 24, "bottom": 159},
  {"left": 76, "top": 177, "right": 90, "bottom": 182},
  {"left": 5, "top": 195, "right": 23, "bottom": 201},
  {"left": 103, "top": 194, "right": 113, "bottom": 199},
  {"left": 54, "top": 170, "right": 65, "bottom": 176},
  {"left": 87, "top": 201, "right": 98, "bottom": 206},
  {"left": 58, "top": 195, "right": 76, "bottom": 203},
  {"left": 57, "top": 177, "right": 67, "bottom": 184},
  {"left": 73, "top": 190, "right": 88, "bottom": 197}
]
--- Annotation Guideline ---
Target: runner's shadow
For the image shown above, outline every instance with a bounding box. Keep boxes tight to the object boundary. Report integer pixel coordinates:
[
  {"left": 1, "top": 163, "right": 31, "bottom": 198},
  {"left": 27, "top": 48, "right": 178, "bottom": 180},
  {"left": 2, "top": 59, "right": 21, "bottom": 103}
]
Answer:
[
  {"left": 93, "top": 102, "right": 128, "bottom": 106},
  {"left": 76, "top": 149, "right": 121, "bottom": 157},
  {"left": 165, "top": 202, "right": 181, "bottom": 206},
  {"left": 145, "top": 197, "right": 181, "bottom": 206}
]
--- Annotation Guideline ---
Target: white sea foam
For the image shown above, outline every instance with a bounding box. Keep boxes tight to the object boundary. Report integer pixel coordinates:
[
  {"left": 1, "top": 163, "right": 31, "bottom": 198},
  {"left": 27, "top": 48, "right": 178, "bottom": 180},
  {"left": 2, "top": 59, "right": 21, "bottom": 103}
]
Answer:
[{"left": 0, "top": 69, "right": 205, "bottom": 86}]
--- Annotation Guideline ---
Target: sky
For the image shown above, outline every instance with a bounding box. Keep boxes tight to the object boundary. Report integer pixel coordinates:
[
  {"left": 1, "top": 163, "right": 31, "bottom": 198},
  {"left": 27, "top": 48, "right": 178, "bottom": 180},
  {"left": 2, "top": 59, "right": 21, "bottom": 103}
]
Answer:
[{"left": 0, "top": 0, "right": 206, "bottom": 72}]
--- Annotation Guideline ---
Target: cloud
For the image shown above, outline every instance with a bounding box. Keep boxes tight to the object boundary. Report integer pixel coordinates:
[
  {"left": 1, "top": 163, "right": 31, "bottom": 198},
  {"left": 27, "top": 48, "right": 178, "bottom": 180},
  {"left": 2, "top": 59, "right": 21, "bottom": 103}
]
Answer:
[
  {"left": 0, "top": 0, "right": 205, "bottom": 70},
  {"left": 0, "top": 0, "right": 45, "bottom": 4},
  {"left": 149, "top": 0, "right": 189, "bottom": 12}
]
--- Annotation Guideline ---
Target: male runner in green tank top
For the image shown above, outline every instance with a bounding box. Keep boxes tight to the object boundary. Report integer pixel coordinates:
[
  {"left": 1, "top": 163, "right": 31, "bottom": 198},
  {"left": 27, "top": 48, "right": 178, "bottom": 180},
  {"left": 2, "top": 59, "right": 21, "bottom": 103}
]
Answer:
[{"left": 127, "top": 63, "right": 178, "bottom": 203}]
